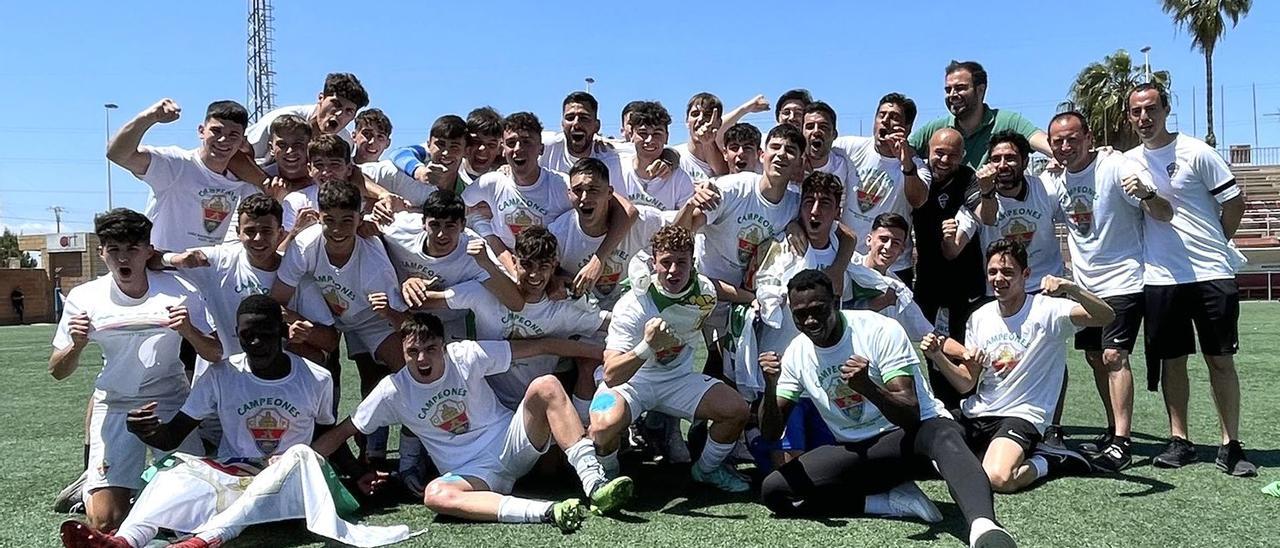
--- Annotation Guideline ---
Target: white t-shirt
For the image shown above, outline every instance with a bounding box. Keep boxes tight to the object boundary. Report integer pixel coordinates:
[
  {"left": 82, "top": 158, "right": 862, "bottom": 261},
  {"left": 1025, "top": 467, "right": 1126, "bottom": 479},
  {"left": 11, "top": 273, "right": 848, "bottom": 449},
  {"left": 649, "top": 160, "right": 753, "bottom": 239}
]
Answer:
[
  {"left": 245, "top": 104, "right": 353, "bottom": 163},
  {"left": 834, "top": 137, "right": 922, "bottom": 272},
  {"left": 139, "top": 146, "right": 261, "bottom": 252},
  {"left": 360, "top": 160, "right": 455, "bottom": 208},
  {"left": 548, "top": 206, "right": 666, "bottom": 310},
  {"left": 277, "top": 224, "right": 407, "bottom": 328},
  {"left": 672, "top": 142, "right": 716, "bottom": 181},
  {"left": 462, "top": 168, "right": 573, "bottom": 248},
  {"left": 697, "top": 172, "right": 800, "bottom": 287},
  {"left": 182, "top": 353, "right": 335, "bottom": 458},
  {"left": 379, "top": 212, "right": 495, "bottom": 285},
  {"left": 1052, "top": 152, "right": 1149, "bottom": 297},
  {"left": 776, "top": 311, "right": 947, "bottom": 443},
  {"left": 53, "top": 272, "right": 216, "bottom": 409},
  {"left": 615, "top": 158, "right": 695, "bottom": 211},
  {"left": 182, "top": 242, "right": 334, "bottom": 357},
  {"left": 352, "top": 340, "right": 515, "bottom": 475},
  {"left": 957, "top": 175, "right": 1065, "bottom": 293},
  {"left": 962, "top": 294, "right": 1079, "bottom": 433},
  {"left": 1124, "top": 134, "right": 1241, "bottom": 285},
  {"left": 281, "top": 184, "right": 320, "bottom": 233},
  {"left": 752, "top": 236, "right": 856, "bottom": 356},
  {"left": 540, "top": 132, "right": 626, "bottom": 190},
  {"left": 605, "top": 275, "right": 718, "bottom": 380}
]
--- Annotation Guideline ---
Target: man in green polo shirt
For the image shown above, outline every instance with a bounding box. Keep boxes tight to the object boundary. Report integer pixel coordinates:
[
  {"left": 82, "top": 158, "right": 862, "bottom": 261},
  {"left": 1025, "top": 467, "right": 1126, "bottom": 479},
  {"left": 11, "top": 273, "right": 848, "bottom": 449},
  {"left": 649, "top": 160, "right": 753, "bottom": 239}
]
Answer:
[{"left": 910, "top": 60, "right": 1051, "bottom": 168}]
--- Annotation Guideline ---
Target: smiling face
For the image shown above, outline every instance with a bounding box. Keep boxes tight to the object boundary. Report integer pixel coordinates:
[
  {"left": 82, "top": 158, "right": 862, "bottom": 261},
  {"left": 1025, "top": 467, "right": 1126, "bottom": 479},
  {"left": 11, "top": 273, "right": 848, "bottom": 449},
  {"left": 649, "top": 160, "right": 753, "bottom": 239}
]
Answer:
[
  {"left": 314, "top": 94, "right": 358, "bottom": 134},
  {"left": 237, "top": 310, "right": 284, "bottom": 362},
  {"left": 198, "top": 117, "right": 246, "bottom": 163},
  {"left": 99, "top": 239, "right": 153, "bottom": 286},
  {"left": 403, "top": 332, "right": 447, "bottom": 383},
  {"left": 514, "top": 257, "right": 557, "bottom": 295},
  {"left": 353, "top": 124, "right": 390, "bottom": 162},
  {"left": 502, "top": 128, "right": 543, "bottom": 179},
  {"left": 568, "top": 171, "right": 611, "bottom": 221},
  {"left": 422, "top": 215, "right": 464, "bottom": 256},
  {"left": 466, "top": 132, "right": 502, "bottom": 172},
  {"left": 309, "top": 156, "right": 352, "bottom": 185},
  {"left": 989, "top": 142, "right": 1025, "bottom": 191},
  {"left": 271, "top": 129, "right": 310, "bottom": 179},
  {"left": 237, "top": 213, "right": 283, "bottom": 262},
  {"left": 630, "top": 123, "right": 669, "bottom": 165},
  {"left": 1049, "top": 116, "right": 1094, "bottom": 172},
  {"left": 652, "top": 248, "right": 693, "bottom": 294},
  {"left": 788, "top": 286, "right": 839, "bottom": 342},
  {"left": 685, "top": 102, "right": 721, "bottom": 141},
  {"left": 562, "top": 102, "right": 600, "bottom": 156},
  {"left": 777, "top": 100, "right": 806, "bottom": 128},
  {"left": 1127, "top": 88, "right": 1169, "bottom": 143},
  {"left": 986, "top": 252, "right": 1029, "bottom": 304},
  {"left": 928, "top": 129, "right": 964, "bottom": 180},
  {"left": 865, "top": 226, "right": 906, "bottom": 271},
  {"left": 320, "top": 207, "right": 359, "bottom": 245},
  {"left": 428, "top": 135, "right": 466, "bottom": 174},
  {"left": 762, "top": 136, "right": 802, "bottom": 181},
  {"left": 802, "top": 111, "right": 835, "bottom": 161},
  {"left": 800, "top": 190, "right": 840, "bottom": 242}
]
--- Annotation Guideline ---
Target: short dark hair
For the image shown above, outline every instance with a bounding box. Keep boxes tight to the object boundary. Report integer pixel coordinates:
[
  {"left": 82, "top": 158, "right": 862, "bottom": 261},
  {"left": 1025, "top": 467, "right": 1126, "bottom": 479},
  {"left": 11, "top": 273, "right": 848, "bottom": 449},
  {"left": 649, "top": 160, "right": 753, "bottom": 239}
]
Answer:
[
  {"left": 775, "top": 89, "right": 812, "bottom": 118},
  {"left": 308, "top": 134, "right": 352, "bottom": 163},
  {"left": 237, "top": 193, "right": 283, "bottom": 225},
  {"left": 786, "top": 268, "right": 834, "bottom": 299},
  {"left": 628, "top": 101, "right": 672, "bottom": 129},
  {"left": 651, "top": 225, "right": 694, "bottom": 255},
  {"left": 766, "top": 123, "right": 805, "bottom": 151},
  {"left": 318, "top": 180, "right": 362, "bottom": 212},
  {"left": 94, "top": 208, "right": 152, "bottom": 245},
  {"left": 801, "top": 171, "right": 843, "bottom": 202},
  {"left": 467, "top": 107, "right": 503, "bottom": 138},
  {"left": 430, "top": 115, "right": 468, "bottom": 140},
  {"left": 621, "top": 100, "right": 645, "bottom": 126},
  {"left": 569, "top": 157, "right": 610, "bottom": 182},
  {"left": 945, "top": 60, "right": 988, "bottom": 87},
  {"left": 355, "top": 108, "right": 392, "bottom": 136},
  {"left": 871, "top": 212, "right": 911, "bottom": 236},
  {"left": 563, "top": 91, "right": 599, "bottom": 116},
  {"left": 502, "top": 112, "right": 543, "bottom": 136},
  {"left": 270, "top": 113, "right": 312, "bottom": 141},
  {"left": 400, "top": 312, "right": 445, "bottom": 342},
  {"left": 803, "top": 100, "right": 838, "bottom": 129},
  {"left": 723, "top": 123, "right": 761, "bottom": 147},
  {"left": 322, "top": 72, "right": 370, "bottom": 109},
  {"left": 879, "top": 93, "right": 918, "bottom": 126},
  {"left": 514, "top": 225, "right": 557, "bottom": 263},
  {"left": 206, "top": 100, "right": 250, "bottom": 129},
  {"left": 1049, "top": 110, "right": 1091, "bottom": 134},
  {"left": 986, "top": 238, "right": 1029, "bottom": 270},
  {"left": 236, "top": 294, "right": 283, "bottom": 328},
  {"left": 987, "top": 129, "right": 1031, "bottom": 164},
  {"left": 421, "top": 191, "right": 465, "bottom": 221},
  {"left": 1129, "top": 82, "right": 1170, "bottom": 109},
  {"left": 686, "top": 92, "right": 722, "bottom": 115}
]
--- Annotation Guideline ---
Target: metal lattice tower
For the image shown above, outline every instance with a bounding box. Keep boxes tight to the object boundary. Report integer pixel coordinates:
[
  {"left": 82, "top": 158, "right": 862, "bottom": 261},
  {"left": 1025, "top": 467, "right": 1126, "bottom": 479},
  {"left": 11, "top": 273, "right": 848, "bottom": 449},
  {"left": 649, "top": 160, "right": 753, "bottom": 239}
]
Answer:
[{"left": 246, "top": 0, "right": 277, "bottom": 123}]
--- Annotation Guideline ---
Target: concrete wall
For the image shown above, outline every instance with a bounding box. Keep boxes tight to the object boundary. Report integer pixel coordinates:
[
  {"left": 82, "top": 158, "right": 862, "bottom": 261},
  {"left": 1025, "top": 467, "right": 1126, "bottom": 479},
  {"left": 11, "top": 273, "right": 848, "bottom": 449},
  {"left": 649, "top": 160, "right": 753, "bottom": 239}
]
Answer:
[{"left": 0, "top": 269, "right": 54, "bottom": 324}]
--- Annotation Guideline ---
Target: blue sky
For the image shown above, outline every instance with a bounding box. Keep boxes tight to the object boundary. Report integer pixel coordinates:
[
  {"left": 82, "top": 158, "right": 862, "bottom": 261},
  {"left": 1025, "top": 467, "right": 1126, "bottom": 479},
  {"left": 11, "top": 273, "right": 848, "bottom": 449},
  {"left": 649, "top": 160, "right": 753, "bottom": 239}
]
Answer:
[{"left": 3, "top": 0, "right": 1278, "bottom": 234}]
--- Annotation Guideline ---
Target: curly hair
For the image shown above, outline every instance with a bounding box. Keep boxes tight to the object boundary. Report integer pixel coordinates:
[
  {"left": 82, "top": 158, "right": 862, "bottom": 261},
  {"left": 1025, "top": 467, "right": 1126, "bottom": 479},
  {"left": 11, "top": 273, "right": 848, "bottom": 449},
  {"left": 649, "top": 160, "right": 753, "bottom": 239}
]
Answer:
[{"left": 651, "top": 225, "right": 694, "bottom": 255}]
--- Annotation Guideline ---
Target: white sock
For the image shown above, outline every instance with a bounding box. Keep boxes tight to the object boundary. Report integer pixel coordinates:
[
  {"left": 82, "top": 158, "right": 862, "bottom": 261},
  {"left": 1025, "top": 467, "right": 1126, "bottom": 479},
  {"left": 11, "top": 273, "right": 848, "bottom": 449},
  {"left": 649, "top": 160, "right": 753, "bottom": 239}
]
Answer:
[
  {"left": 571, "top": 395, "right": 592, "bottom": 426},
  {"left": 196, "top": 526, "right": 241, "bottom": 544},
  {"left": 696, "top": 438, "right": 734, "bottom": 474},
  {"left": 1027, "top": 455, "right": 1049, "bottom": 479},
  {"left": 566, "top": 438, "right": 606, "bottom": 494},
  {"left": 113, "top": 523, "right": 156, "bottom": 548},
  {"left": 863, "top": 493, "right": 893, "bottom": 516},
  {"left": 598, "top": 448, "right": 620, "bottom": 478},
  {"left": 497, "top": 495, "right": 554, "bottom": 523}
]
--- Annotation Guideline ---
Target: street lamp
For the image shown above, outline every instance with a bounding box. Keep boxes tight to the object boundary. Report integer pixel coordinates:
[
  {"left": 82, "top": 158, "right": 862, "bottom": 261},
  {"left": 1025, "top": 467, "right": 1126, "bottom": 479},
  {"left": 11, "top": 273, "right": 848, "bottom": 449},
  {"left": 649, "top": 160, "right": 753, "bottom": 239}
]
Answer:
[
  {"left": 1140, "top": 46, "right": 1152, "bottom": 83},
  {"left": 104, "top": 103, "right": 119, "bottom": 210},
  {"left": 585, "top": 77, "right": 595, "bottom": 94}
]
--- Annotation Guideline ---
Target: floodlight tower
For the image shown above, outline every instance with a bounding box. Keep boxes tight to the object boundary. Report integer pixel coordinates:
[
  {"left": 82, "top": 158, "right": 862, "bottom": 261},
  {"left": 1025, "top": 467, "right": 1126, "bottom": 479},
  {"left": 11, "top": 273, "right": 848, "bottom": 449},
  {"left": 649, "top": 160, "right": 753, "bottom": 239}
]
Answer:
[{"left": 247, "top": 0, "right": 277, "bottom": 123}]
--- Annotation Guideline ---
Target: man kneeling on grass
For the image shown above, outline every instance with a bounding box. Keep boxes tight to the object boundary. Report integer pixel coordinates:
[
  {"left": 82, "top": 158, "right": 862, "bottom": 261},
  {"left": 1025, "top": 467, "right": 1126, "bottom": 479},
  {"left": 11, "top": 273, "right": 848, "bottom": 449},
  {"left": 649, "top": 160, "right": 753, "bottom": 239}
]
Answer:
[
  {"left": 313, "top": 313, "right": 633, "bottom": 532},
  {"left": 60, "top": 295, "right": 414, "bottom": 548}
]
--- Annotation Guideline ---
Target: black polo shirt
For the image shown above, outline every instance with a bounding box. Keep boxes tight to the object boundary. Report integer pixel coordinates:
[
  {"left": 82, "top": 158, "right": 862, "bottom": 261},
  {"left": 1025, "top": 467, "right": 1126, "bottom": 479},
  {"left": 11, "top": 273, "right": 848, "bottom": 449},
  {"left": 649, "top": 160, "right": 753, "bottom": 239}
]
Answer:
[{"left": 911, "top": 164, "right": 986, "bottom": 302}]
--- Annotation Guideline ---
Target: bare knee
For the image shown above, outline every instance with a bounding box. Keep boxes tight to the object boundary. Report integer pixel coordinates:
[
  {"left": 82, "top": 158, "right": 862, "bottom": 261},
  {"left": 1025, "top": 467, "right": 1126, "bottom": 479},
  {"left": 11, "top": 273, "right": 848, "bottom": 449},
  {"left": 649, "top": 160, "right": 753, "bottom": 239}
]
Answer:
[
  {"left": 713, "top": 397, "right": 750, "bottom": 428},
  {"left": 87, "top": 488, "right": 129, "bottom": 531},
  {"left": 526, "top": 375, "right": 567, "bottom": 405},
  {"left": 983, "top": 465, "right": 1017, "bottom": 494},
  {"left": 1102, "top": 349, "right": 1129, "bottom": 371},
  {"left": 587, "top": 392, "right": 626, "bottom": 442},
  {"left": 1204, "top": 355, "right": 1237, "bottom": 374},
  {"left": 422, "top": 477, "right": 465, "bottom": 512}
]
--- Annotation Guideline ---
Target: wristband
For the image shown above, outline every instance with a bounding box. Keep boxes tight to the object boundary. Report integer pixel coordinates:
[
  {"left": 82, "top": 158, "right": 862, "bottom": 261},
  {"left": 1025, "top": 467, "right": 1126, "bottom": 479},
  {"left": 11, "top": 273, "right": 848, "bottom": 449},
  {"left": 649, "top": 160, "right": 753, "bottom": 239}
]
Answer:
[
  {"left": 160, "top": 252, "right": 177, "bottom": 268},
  {"left": 632, "top": 340, "right": 656, "bottom": 361}
]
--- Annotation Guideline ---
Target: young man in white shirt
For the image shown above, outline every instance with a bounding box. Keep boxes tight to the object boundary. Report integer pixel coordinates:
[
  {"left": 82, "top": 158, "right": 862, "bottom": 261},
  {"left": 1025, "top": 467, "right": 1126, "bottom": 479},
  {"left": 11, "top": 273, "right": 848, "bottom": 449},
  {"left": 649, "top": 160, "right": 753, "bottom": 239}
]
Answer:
[
  {"left": 314, "top": 313, "right": 634, "bottom": 530},
  {"left": 1123, "top": 83, "right": 1255, "bottom": 476},
  {"left": 924, "top": 239, "right": 1114, "bottom": 493},
  {"left": 49, "top": 209, "right": 222, "bottom": 532},
  {"left": 801, "top": 101, "right": 855, "bottom": 192},
  {"left": 1046, "top": 111, "right": 1174, "bottom": 471},
  {"left": 587, "top": 226, "right": 750, "bottom": 492},
  {"left": 263, "top": 114, "right": 314, "bottom": 196},
  {"left": 382, "top": 115, "right": 471, "bottom": 207},
  {"left": 541, "top": 92, "right": 625, "bottom": 188},
  {"left": 722, "top": 123, "right": 763, "bottom": 175},
  {"left": 672, "top": 93, "right": 729, "bottom": 180},
  {"left": 107, "top": 99, "right": 263, "bottom": 253},
  {"left": 850, "top": 213, "right": 941, "bottom": 342},
  {"left": 282, "top": 135, "right": 355, "bottom": 233},
  {"left": 245, "top": 72, "right": 369, "bottom": 163},
  {"left": 616, "top": 101, "right": 695, "bottom": 211},
  {"left": 351, "top": 108, "right": 392, "bottom": 165},
  {"left": 757, "top": 270, "right": 1013, "bottom": 548}
]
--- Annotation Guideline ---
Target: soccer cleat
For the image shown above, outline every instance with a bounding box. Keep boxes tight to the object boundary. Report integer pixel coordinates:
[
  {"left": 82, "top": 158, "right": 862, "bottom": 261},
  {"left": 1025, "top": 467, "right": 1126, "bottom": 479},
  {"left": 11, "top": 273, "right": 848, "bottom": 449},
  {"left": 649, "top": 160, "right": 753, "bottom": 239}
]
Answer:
[
  {"left": 887, "top": 482, "right": 943, "bottom": 523},
  {"left": 691, "top": 464, "right": 750, "bottom": 493},
  {"left": 1077, "top": 432, "right": 1113, "bottom": 456},
  {"left": 1216, "top": 441, "right": 1258, "bottom": 477},
  {"left": 588, "top": 476, "right": 634, "bottom": 515},
  {"left": 166, "top": 538, "right": 211, "bottom": 548},
  {"left": 58, "top": 519, "right": 130, "bottom": 548},
  {"left": 1033, "top": 444, "right": 1092, "bottom": 477},
  {"left": 53, "top": 471, "right": 88, "bottom": 513},
  {"left": 1153, "top": 437, "right": 1197, "bottom": 469},
  {"left": 547, "top": 498, "right": 589, "bottom": 533},
  {"left": 969, "top": 517, "right": 1017, "bottom": 548},
  {"left": 1040, "top": 426, "right": 1067, "bottom": 450},
  {"left": 1088, "top": 439, "right": 1133, "bottom": 473}
]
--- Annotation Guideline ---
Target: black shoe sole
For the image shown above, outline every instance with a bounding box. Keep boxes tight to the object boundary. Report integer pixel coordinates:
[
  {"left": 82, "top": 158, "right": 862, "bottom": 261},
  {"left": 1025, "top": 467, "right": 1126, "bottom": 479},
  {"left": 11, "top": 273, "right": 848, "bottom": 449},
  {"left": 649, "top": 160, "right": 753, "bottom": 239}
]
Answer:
[
  {"left": 1152, "top": 456, "right": 1195, "bottom": 469},
  {"left": 1215, "top": 460, "right": 1259, "bottom": 477}
]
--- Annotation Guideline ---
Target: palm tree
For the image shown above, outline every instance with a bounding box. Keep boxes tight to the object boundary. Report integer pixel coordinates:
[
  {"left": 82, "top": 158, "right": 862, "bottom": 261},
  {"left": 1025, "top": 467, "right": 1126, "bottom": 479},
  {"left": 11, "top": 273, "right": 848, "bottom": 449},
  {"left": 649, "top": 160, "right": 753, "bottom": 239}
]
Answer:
[
  {"left": 1162, "top": 0, "right": 1252, "bottom": 148},
  {"left": 1068, "top": 50, "right": 1172, "bottom": 151}
]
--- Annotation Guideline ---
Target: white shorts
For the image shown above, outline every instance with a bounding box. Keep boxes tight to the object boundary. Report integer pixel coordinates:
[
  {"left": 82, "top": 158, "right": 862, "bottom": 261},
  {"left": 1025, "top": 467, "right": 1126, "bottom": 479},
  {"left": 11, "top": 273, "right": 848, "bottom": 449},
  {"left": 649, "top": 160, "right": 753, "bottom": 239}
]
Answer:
[
  {"left": 338, "top": 314, "right": 395, "bottom": 359},
  {"left": 86, "top": 400, "right": 202, "bottom": 496},
  {"left": 606, "top": 370, "right": 720, "bottom": 423},
  {"left": 449, "top": 402, "right": 548, "bottom": 494}
]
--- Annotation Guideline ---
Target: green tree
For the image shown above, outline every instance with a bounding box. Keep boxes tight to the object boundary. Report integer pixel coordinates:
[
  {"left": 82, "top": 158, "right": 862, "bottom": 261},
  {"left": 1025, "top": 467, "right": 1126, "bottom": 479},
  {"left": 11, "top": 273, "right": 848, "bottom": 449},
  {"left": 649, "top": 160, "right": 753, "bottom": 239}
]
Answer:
[
  {"left": 0, "top": 229, "right": 36, "bottom": 268},
  {"left": 1162, "top": 0, "right": 1252, "bottom": 148},
  {"left": 1068, "top": 49, "right": 1172, "bottom": 150}
]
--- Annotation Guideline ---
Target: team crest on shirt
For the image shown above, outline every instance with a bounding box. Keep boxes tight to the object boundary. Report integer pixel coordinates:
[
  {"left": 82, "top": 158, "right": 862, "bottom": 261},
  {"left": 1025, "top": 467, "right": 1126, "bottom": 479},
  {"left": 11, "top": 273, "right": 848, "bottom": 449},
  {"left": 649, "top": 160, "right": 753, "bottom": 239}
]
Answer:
[
  {"left": 735, "top": 213, "right": 773, "bottom": 263},
  {"left": 937, "top": 193, "right": 951, "bottom": 209},
  {"left": 200, "top": 192, "right": 235, "bottom": 233},
  {"left": 321, "top": 286, "right": 349, "bottom": 317},
  {"left": 246, "top": 408, "right": 290, "bottom": 454},
  {"left": 430, "top": 400, "right": 470, "bottom": 434},
  {"left": 1065, "top": 195, "right": 1094, "bottom": 236},
  {"left": 988, "top": 340, "right": 1026, "bottom": 378},
  {"left": 506, "top": 209, "right": 540, "bottom": 236},
  {"left": 826, "top": 380, "right": 865, "bottom": 422},
  {"left": 1165, "top": 162, "right": 1178, "bottom": 178},
  {"left": 1002, "top": 217, "right": 1037, "bottom": 246},
  {"left": 855, "top": 168, "right": 894, "bottom": 213},
  {"left": 503, "top": 312, "right": 546, "bottom": 338}
]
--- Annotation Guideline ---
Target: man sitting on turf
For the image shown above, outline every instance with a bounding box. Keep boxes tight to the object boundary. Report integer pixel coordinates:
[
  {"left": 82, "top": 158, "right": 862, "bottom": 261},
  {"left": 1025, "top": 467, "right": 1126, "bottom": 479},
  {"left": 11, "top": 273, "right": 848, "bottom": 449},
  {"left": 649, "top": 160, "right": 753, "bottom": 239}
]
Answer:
[
  {"left": 314, "top": 313, "right": 633, "bottom": 531},
  {"left": 922, "top": 238, "right": 1114, "bottom": 493}
]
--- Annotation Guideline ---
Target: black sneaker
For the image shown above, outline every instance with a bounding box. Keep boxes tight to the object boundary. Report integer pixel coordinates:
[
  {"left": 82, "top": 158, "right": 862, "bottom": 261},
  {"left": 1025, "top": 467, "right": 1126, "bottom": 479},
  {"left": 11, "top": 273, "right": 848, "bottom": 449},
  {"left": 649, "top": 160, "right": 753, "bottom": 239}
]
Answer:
[
  {"left": 1215, "top": 441, "right": 1258, "bottom": 477},
  {"left": 1078, "top": 432, "right": 1114, "bottom": 456},
  {"left": 1153, "top": 437, "right": 1196, "bottom": 468},
  {"left": 1041, "top": 425, "right": 1068, "bottom": 450},
  {"left": 1089, "top": 438, "right": 1132, "bottom": 472},
  {"left": 1034, "top": 443, "right": 1093, "bottom": 477}
]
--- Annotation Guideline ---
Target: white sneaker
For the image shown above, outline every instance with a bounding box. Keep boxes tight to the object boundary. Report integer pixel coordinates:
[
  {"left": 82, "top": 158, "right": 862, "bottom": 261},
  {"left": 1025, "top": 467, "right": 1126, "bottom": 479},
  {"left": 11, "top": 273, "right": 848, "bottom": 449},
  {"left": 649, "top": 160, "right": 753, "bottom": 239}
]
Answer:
[
  {"left": 887, "top": 482, "right": 943, "bottom": 523},
  {"left": 970, "top": 517, "right": 1016, "bottom": 548}
]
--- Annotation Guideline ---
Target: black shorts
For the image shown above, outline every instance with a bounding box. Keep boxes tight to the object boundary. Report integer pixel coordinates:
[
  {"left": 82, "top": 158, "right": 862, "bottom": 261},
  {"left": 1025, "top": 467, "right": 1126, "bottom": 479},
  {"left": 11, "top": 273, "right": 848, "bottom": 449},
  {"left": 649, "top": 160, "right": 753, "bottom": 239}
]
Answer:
[
  {"left": 1143, "top": 280, "right": 1240, "bottom": 359},
  {"left": 1074, "top": 292, "right": 1144, "bottom": 352},
  {"left": 959, "top": 415, "right": 1040, "bottom": 455}
]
